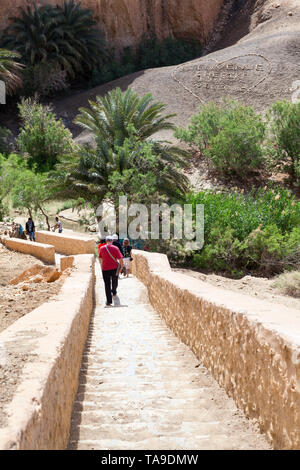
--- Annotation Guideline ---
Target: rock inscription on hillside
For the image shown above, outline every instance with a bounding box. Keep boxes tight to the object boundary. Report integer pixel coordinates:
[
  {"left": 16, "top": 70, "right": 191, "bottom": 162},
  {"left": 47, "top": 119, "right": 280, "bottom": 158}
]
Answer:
[{"left": 173, "top": 53, "right": 273, "bottom": 102}]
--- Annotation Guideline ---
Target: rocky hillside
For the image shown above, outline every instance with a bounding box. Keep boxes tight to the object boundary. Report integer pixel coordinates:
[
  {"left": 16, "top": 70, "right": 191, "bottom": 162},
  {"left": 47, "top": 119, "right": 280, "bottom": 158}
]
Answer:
[
  {"left": 0, "top": 0, "right": 224, "bottom": 50},
  {"left": 49, "top": 0, "right": 300, "bottom": 144}
]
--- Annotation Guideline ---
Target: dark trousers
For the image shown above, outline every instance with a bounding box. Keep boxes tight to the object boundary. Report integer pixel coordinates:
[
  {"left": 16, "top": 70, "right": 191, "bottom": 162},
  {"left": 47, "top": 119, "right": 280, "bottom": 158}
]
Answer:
[
  {"left": 102, "top": 269, "right": 118, "bottom": 304},
  {"left": 29, "top": 231, "right": 35, "bottom": 241}
]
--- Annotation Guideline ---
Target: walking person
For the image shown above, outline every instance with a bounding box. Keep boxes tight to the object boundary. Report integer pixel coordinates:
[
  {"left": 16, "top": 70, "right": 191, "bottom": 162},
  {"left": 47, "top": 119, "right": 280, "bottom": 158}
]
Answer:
[
  {"left": 112, "top": 233, "right": 124, "bottom": 256},
  {"left": 26, "top": 217, "right": 35, "bottom": 241},
  {"left": 99, "top": 235, "right": 123, "bottom": 307},
  {"left": 122, "top": 238, "right": 133, "bottom": 277}
]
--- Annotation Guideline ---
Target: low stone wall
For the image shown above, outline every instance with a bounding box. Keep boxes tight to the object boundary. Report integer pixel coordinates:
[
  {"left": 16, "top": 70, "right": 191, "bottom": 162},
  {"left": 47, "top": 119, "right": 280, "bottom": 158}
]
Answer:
[
  {"left": 35, "top": 231, "right": 95, "bottom": 256},
  {"left": 132, "top": 250, "right": 300, "bottom": 450},
  {"left": 1, "top": 237, "right": 55, "bottom": 265},
  {"left": 0, "top": 254, "right": 95, "bottom": 450}
]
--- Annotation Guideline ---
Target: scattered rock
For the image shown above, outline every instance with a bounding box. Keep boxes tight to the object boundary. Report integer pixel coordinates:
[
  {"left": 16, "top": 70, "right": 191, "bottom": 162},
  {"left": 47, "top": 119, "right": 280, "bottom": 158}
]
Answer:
[{"left": 46, "top": 270, "right": 61, "bottom": 283}]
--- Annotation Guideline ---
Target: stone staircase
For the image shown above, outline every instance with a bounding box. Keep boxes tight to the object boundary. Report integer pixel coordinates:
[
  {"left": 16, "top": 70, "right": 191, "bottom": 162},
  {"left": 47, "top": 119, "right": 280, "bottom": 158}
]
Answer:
[{"left": 68, "top": 262, "right": 270, "bottom": 450}]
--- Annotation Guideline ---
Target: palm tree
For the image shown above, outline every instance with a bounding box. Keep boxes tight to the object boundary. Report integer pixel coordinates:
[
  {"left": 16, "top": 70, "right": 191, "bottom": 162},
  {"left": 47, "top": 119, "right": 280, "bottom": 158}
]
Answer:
[
  {"left": 58, "top": 0, "right": 106, "bottom": 73},
  {"left": 54, "top": 139, "right": 114, "bottom": 205},
  {"left": 2, "top": 4, "right": 62, "bottom": 66},
  {"left": 57, "top": 89, "right": 190, "bottom": 204},
  {"left": 55, "top": 135, "right": 190, "bottom": 206},
  {"left": 0, "top": 48, "right": 23, "bottom": 94},
  {"left": 75, "top": 87, "right": 178, "bottom": 146},
  {"left": 1, "top": 1, "right": 105, "bottom": 78}
]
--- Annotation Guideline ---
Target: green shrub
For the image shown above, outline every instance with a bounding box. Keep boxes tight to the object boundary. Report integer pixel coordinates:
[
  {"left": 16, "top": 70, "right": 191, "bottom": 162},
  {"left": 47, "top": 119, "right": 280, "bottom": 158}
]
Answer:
[
  {"left": 17, "top": 98, "right": 75, "bottom": 172},
  {"left": 89, "top": 36, "right": 202, "bottom": 88},
  {"left": 22, "top": 63, "right": 68, "bottom": 97},
  {"left": 186, "top": 187, "right": 300, "bottom": 277},
  {"left": 273, "top": 271, "right": 300, "bottom": 298},
  {"left": 266, "top": 100, "right": 300, "bottom": 186},
  {"left": 0, "top": 126, "right": 12, "bottom": 154},
  {"left": 138, "top": 35, "right": 202, "bottom": 69},
  {"left": 175, "top": 99, "right": 266, "bottom": 179}
]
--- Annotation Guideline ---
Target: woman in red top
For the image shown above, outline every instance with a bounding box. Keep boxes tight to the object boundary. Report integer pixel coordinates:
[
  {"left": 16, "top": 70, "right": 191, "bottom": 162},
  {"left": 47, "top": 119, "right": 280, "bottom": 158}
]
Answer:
[{"left": 99, "top": 236, "right": 123, "bottom": 307}]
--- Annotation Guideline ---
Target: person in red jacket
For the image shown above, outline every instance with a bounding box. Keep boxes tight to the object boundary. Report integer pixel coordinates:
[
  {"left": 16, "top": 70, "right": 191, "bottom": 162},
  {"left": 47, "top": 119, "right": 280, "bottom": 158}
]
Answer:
[
  {"left": 97, "top": 238, "right": 106, "bottom": 253},
  {"left": 99, "top": 235, "right": 123, "bottom": 307}
]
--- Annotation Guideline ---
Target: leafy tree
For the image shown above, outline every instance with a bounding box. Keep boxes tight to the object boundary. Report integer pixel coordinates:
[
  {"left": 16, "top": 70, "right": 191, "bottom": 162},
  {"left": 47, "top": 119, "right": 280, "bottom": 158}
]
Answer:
[
  {"left": 175, "top": 99, "right": 266, "bottom": 179},
  {"left": 0, "top": 48, "right": 23, "bottom": 94},
  {"left": 10, "top": 170, "right": 55, "bottom": 230},
  {"left": 17, "top": 97, "right": 76, "bottom": 172},
  {"left": 0, "top": 153, "right": 27, "bottom": 220},
  {"left": 1, "top": 0, "right": 105, "bottom": 78},
  {"left": 266, "top": 100, "right": 300, "bottom": 186},
  {"left": 0, "top": 153, "right": 56, "bottom": 227}
]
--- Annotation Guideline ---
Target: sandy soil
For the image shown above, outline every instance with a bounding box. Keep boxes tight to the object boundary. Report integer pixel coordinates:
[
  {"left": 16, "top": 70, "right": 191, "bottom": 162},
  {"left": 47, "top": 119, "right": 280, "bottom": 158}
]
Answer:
[
  {"left": 173, "top": 268, "right": 300, "bottom": 311},
  {"left": 0, "top": 245, "right": 66, "bottom": 334}
]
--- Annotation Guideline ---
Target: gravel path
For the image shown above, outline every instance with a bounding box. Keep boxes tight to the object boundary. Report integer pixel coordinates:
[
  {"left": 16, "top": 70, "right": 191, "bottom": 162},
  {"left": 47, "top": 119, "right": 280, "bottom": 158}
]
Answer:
[{"left": 68, "top": 262, "right": 271, "bottom": 450}]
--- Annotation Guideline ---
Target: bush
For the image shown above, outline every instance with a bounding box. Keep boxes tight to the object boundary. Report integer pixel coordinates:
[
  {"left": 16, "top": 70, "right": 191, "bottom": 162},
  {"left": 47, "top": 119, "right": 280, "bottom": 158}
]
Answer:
[
  {"left": 273, "top": 271, "right": 300, "bottom": 298},
  {"left": 186, "top": 187, "right": 300, "bottom": 276},
  {"left": 175, "top": 99, "right": 266, "bottom": 179},
  {"left": 22, "top": 63, "right": 68, "bottom": 98},
  {"left": 266, "top": 100, "right": 300, "bottom": 186},
  {"left": 137, "top": 35, "right": 202, "bottom": 69},
  {"left": 89, "top": 35, "right": 202, "bottom": 88},
  {"left": 17, "top": 98, "right": 75, "bottom": 172}
]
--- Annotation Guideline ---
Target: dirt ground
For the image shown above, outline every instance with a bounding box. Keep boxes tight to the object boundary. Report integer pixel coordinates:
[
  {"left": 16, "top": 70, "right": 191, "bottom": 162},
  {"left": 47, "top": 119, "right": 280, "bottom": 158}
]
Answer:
[
  {"left": 0, "top": 244, "right": 66, "bottom": 333},
  {"left": 173, "top": 268, "right": 300, "bottom": 311}
]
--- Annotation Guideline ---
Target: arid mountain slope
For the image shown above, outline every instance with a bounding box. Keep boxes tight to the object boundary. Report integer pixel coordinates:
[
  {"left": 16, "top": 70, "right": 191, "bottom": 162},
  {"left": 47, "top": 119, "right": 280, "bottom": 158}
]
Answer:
[
  {"left": 51, "top": 0, "right": 300, "bottom": 144},
  {"left": 0, "top": 0, "right": 224, "bottom": 50}
]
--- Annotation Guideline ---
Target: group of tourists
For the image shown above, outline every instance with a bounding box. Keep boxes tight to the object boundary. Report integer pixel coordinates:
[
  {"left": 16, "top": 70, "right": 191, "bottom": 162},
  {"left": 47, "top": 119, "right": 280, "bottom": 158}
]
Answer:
[
  {"left": 10, "top": 217, "right": 63, "bottom": 242},
  {"left": 98, "top": 234, "right": 133, "bottom": 308}
]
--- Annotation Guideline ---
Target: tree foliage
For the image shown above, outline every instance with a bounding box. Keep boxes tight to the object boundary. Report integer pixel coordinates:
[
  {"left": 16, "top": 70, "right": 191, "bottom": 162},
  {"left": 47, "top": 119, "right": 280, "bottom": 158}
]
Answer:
[
  {"left": 17, "top": 97, "right": 76, "bottom": 172},
  {"left": 70, "top": 88, "right": 190, "bottom": 205}
]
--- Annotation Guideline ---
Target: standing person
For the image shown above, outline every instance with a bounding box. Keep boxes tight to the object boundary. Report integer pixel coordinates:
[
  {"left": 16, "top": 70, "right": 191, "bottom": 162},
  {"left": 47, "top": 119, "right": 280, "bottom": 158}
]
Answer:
[
  {"left": 53, "top": 217, "right": 63, "bottom": 233},
  {"left": 112, "top": 233, "right": 124, "bottom": 256},
  {"left": 26, "top": 217, "right": 35, "bottom": 241},
  {"left": 99, "top": 235, "right": 123, "bottom": 307},
  {"left": 122, "top": 238, "right": 133, "bottom": 278},
  {"left": 98, "top": 238, "right": 106, "bottom": 251}
]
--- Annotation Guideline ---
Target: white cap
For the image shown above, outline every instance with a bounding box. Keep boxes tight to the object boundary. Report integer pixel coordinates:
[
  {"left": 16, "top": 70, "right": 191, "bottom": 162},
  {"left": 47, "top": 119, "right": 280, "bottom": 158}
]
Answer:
[
  {"left": 112, "top": 234, "right": 118, "bottom": 240},
  {"left": 106, "top": 235, "right": 113, "bottom": 241}
]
